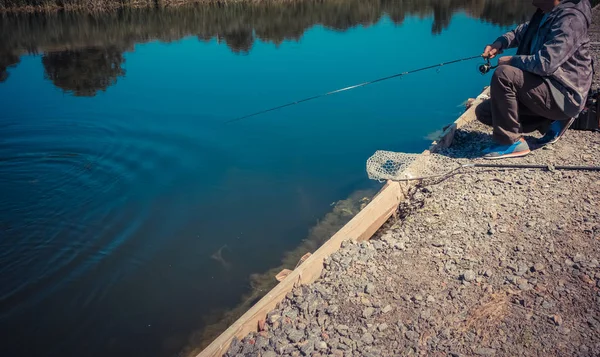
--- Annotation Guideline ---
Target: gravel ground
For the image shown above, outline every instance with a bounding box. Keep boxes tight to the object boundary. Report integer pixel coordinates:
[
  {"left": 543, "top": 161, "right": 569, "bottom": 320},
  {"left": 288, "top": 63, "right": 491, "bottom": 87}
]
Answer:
[{"left": 224, "top": 7, "right": 600, "bottom": 357}]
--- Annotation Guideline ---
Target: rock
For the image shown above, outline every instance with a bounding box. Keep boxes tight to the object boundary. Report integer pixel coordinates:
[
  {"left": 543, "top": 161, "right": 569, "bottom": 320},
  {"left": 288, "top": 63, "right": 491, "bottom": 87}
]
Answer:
[
  {"left": 483, "top": 270, "right": 492, "bottom": 278},
  {"left": 474, "top": 347, "right": 496, "bottom": 356},
  {"left": 361, "top": 297, "right": 372, "bottom": 306},
  {"left": 361, "top": 333, "right": 374, "bottom": 344},
  {"left": 405, "top": 331, "right": 419, "bottom": 341},
  {"left": 518, "top": 282, "right": 532, "bottom": 291},
  {"left": 299, "top": 340, "right": 314, "bottom": 356},
  {"left": 531, "top": 263, "right": 545, "bottom": 272},
  {"left": 574, "top": 254, "right": 585, "bottom": 263},
  {"left": 394, "top": 241, "right": 406, "bottom": 250},
  {"left": 365, "top": 283, "right": 375, "bottom": 294},
  {"left": 378, "top": 323, "right": 388, "bottom": 332},
  {"left": 262, "top": 352, "right": 278, "bottom": 357},
  {"left": 552, "top": 314, "right": 563, "bottom": 326},
  {"left": 269, "top": 314, "right": 281, "bottom": 324},
  {"left": 316, "top": 341, "right": 327, "bottom": 350},
  {"left": 363, "top": 307, "right": 375, "bottom": 319},
  {"left": 332, "top": 349, "right": 344, "bottom": 357},
  {"left": 558, "top": 327, "right": 571, "bottom": 335},
  {"left": 255, "top": 336, "right": 269, "bottom": 349},
  {"left": 432, "top": 241, "right": 446, "bottom": 247},
  {"left": 382, "top": 305, "right": 393, "bottom": 314},
  {"left": 426, "top": 295, "right": 436, "bottom": 303},
  {"left": 462, "top": 270, "right": 476, "bottom": 282},
  {"left": 287, "top": 329, "right": 304, "bottom": 343}
]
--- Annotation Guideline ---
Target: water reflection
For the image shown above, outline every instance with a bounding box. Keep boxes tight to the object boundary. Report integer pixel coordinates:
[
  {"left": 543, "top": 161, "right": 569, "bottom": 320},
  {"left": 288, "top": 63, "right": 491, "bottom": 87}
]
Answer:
[
  {"left": 41, "top": 47, "right": 126, "bottom": 96},
  {"left": 0, "top": 0, "right": 532, "bottom": 95}
]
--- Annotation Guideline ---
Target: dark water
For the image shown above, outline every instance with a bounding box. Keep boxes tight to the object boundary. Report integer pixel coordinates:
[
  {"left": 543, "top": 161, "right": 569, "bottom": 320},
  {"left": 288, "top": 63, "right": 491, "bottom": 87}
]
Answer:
[{"left": 0, "top": 1, "right": 531, "bottom": 356}]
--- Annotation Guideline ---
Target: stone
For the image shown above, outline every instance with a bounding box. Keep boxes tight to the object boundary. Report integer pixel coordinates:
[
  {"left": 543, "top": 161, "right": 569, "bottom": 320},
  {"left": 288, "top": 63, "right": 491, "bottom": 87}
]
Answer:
[
  {"left": 255, "top": 336, "right": 269, "bottom": 349},
  {"left": 361, "top": 297, "right": 372, "bottom": 306},
  {"left": 518, "top": 282, "right": 532, "bottom": 291},
  {"left": 552, "top": 315, "right": 563, "bottom": 326},
  {"left": 574, "top": 254, "right": 585, "bottom": 263},
  {"left": 532, "top": 263, "right": 545, "bottom": 272},
  {"left": 405, "top": 331, "right": 419, "bottom": 341},
  {"left": 269, "top": 314, "right": 281, "bottom": 324},
  {"left": 361, "top": 333, "right": 375, "bottom": 345},
  {"left": 378, "top": 323, "right": 388, "bottom": 332},
  {"left": 382, "top": 305, "right": 393, "bottom": 314},
  {"left": 462, "top": 270, "right": 476, "bottom": 282},
  {"left": 299, "top": 340, "right": 314, "bottom": 356},
  {"left": 262, "top": 352, "right": 278, "bottom": 357},
  {"left": 287, "top": 329, "right": 305, "bottom": 343},
  {"left": 316, "top": 341, "right": 327, "bottom": 350},
  {"left": 474, "top": 347, "right": 496, "bottom": 356},
  {"left": 332, "top": 349, "right": 344, "bottom": 357},
  {"left": 365, "top": 283, "right": 375, "bottom": 294},
  {"left": 363, "top": 307, "right": 375, "bottom": 319},
  {"left": 327, "top": 305, "right": 339, "bottom": 315}
]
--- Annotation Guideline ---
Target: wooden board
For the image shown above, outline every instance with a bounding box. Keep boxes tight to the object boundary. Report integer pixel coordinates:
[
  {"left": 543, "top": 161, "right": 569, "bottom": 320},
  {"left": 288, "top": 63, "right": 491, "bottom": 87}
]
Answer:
[{"left": 197, "top": 87, "right": 490, "bottom": 357}]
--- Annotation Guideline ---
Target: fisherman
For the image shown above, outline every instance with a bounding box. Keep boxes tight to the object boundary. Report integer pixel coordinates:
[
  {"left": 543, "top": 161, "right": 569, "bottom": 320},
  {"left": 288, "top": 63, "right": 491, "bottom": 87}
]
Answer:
[{"left": 477, "top": 0, "right": 593, "bottom": 159}]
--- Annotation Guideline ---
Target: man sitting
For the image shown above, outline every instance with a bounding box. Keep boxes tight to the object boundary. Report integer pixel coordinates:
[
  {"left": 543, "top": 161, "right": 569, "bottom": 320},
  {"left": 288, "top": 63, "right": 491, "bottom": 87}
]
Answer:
[{"left": 477, "top": 0, "right": 593, "bottom": 160}]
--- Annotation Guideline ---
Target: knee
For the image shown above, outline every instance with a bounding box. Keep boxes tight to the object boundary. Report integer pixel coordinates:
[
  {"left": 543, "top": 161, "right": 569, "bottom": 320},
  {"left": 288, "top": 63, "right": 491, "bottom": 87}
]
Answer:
[{"left": 491, "top": 65, "right": 514, "bottom": 85}]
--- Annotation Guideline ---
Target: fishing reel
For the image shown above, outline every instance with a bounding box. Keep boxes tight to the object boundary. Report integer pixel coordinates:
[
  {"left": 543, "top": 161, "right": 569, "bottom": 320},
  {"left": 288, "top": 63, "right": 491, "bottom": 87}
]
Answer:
[{"left": 478, "top": 58, "right": 498, "bottom": 75}]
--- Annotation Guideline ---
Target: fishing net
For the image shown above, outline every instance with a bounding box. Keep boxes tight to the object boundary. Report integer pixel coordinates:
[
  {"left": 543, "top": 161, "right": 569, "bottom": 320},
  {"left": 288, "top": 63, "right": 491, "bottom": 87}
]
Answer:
[{"left": 366, "top": 151, "right": 459, "bottom": 182}]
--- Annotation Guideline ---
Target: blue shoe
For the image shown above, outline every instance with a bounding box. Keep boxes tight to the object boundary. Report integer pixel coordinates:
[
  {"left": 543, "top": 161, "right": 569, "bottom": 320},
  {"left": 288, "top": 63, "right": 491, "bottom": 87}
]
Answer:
[
  {"left": 537, "top": 118, "right": 575, "bottom": 146},
  {"left": 482, "top": 138, "right": 531, "bottom": 160}
]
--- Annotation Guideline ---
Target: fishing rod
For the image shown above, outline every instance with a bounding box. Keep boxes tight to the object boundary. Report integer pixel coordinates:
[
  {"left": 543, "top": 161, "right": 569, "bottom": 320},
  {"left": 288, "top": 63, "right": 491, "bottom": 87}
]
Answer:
[{"left": 227, "top": 54, "right": 485, "bottom": 124}]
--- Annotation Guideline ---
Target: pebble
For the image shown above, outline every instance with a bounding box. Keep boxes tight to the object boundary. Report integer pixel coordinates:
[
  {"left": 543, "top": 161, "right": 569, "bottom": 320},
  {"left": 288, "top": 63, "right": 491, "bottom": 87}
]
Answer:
[
  {"left": 362, "top": 307, "right": 375, "bottom": 319},
  {"left": 474, "top": 347, "right": 496, "bottom": 356},
  {"left": 382, "top": 305, "right": 393, "bottom": 314},
  {"left": 361, "top": 333, "right": 375, "bottom": 344},
  {"left": 463, "top": 270, "right": 476, "bottom": 282},
  {"left": 269, "top": 314, "right": 281, "bottom": 324},
  {"left": 287, "top": 329, "right": 304, "bottom": 343},
  {"left": 378, "top": 323, "right": 388, "bottom": 332},
  {"left": 365, "top": 283, "right": 375, "bottom": 294},
  {"left": 552, "top": 315, "right": 563, "bottom": 326},
  {"left": 405, "top": 331, "right": 419, "bottom": 341},
  {"left": 532, "top": 263, "right": 545, "bottom": 272}
]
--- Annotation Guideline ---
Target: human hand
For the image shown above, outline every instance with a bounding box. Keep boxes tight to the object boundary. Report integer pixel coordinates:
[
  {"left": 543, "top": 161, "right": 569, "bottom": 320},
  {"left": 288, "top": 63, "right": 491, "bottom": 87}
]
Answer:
[
  {"left": 498, "top": 56, "right": 512, "bottom": 66},
  {"left": 482, "top": 41, "right": 504, "bottom": 59}
]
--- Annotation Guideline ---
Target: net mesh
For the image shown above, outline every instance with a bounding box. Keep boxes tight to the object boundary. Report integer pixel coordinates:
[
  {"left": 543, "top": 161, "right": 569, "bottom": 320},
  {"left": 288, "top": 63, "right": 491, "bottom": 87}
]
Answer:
[{"left": 366, "top": 151, "right": 458, "bottom": 181}]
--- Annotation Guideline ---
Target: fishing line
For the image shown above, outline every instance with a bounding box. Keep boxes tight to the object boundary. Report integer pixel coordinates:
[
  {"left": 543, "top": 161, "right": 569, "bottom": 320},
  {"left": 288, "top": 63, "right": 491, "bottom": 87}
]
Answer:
[{"left": 227, "top": 54, "right": 484, "bottom": 124}]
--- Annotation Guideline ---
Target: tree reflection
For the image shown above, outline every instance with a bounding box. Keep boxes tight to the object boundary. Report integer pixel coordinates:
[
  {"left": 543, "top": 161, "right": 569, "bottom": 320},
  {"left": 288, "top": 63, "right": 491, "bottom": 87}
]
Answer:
[
  {"left": 0, "top": 0, "right": 533, "bottom": 95},
  {"left": 41, "top": 47, "right": 125, "bottom": 96},
  {"left": 0, "top": 53, "right": 20, "bottom": 82}
]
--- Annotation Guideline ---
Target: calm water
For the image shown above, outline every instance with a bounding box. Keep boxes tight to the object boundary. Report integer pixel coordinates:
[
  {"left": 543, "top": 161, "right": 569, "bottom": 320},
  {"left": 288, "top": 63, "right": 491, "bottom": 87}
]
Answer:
[{"left": 0, "top": 1, "right": 530, "bottom": 356}]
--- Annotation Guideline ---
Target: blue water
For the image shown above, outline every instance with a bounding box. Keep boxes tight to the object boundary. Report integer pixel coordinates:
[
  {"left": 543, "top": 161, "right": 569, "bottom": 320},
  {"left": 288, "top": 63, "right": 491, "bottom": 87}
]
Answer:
[{"left": 0, "top": 5, "right": 522, "bottom": 357}]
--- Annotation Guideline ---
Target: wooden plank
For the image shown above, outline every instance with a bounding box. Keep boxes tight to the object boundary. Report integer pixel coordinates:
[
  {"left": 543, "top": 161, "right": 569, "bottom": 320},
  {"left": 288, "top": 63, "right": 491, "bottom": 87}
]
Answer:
[{"left": 197, "top": 87, "right": 491, "bottom": 357}]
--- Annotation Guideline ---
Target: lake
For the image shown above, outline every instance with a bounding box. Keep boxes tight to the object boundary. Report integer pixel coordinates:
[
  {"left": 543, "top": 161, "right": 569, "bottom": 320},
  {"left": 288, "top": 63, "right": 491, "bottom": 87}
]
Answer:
[{"left": 0, "top": 1, "right": 531, "bottom": 356}]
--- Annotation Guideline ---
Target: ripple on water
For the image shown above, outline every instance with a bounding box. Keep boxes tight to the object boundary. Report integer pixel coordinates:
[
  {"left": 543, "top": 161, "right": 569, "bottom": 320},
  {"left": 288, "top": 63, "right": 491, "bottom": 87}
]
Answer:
[{"left": 0, "top": 111, "right": 220, "bottom": 319}]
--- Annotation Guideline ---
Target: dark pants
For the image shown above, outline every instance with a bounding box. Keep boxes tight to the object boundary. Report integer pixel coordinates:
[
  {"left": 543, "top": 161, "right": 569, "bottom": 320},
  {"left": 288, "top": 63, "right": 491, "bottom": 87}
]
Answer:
[{"left": 476, "top": 65, "right": 570, "bottom": 144}]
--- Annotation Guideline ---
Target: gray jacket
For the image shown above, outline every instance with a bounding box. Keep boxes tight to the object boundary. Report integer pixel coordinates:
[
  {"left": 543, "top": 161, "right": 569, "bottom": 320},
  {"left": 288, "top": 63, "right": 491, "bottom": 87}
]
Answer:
[{"left": 495, "top": 0, "right": 593, "bottom": 118}]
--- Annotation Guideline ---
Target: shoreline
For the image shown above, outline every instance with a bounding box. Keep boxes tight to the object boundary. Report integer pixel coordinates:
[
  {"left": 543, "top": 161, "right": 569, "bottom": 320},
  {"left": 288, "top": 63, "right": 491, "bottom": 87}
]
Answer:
[
  {"left": 202, "top": 5, "right": 600, "bottom": 356},
  {"left": 179, "top": 188, "right": 378, "bottom": 357}
]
